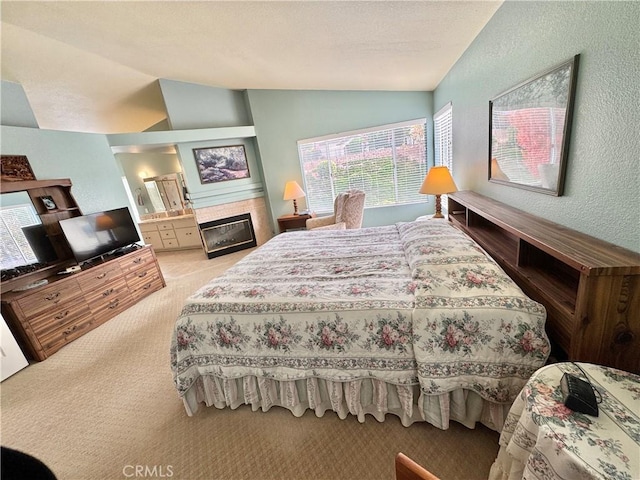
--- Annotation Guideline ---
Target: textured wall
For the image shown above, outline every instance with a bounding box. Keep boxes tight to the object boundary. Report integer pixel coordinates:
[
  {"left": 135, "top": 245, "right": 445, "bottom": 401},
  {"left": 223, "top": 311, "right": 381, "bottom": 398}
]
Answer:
[
  {"left": 0, "top": 81, "right": 39, "bottom": 128},
  {"left": 434, "top": 1, "right": 640, "bottom": 252},
  {"left": 246, "top": 89, "right": 434, "bottom": 227},
  {"left": 159, "top": 79, "right": 251, "bottom": 129},
  {"left": 0, "top": 125, "right": 129, "bottom": 215}
]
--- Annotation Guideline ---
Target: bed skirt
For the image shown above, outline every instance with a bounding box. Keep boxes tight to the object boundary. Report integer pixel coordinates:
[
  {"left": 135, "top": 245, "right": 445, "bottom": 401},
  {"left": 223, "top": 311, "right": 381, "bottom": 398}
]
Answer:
[{"left": 181, "top": 375, "right": 509, "bottom": 432}]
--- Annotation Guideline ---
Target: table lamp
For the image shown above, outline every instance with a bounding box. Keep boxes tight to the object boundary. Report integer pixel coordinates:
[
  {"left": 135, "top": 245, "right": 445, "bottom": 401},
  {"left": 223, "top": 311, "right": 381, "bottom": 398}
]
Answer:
[
  {"left": 283, "top": 180, "right": 306, "bottom": 215},
  {"left": 419, "top": 166, "right": 458, "bottom": 219}
]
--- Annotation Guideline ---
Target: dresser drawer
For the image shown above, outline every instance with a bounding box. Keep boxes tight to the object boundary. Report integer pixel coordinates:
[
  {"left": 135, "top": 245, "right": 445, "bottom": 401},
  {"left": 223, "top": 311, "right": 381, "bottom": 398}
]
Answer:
[
  {"left": 160, "top": 229, "right": 176, "bottom": 240},
  {"left": 162, "top": 238, "right": 179, "bottom": 249},
  {"left": 78, "top": 261, "right": 123, "bottom": 293},
  {"left": 171, "top": 217, "right": 197, "bottom": 229},
  {"left": 16, "top": 279, "right": 83, "bottom": 319},
  {"left": 28, "top": 299, "right": 92, "bottom": 338},
  {"left": 39, "top": 316, "right": 97, "bottom": 356},
  {"left": 138, "top": 222, "right": 159, "bottom": 233},
  {"left": 84, "top": 277, "right": 128, "bottom": 305},
  {"left": 118, "top": 248, "right": 154, "bottom": 275},
  {"left": 126, "top": 265, "right": 163, "bottom": 298},
  {"left": 158, "top": 222, "right": 175, "bottom": 231},
  {"left": 131, "top": 277, "right": 163, "bottom": 301},
  {"left": 88, "top": 283, "right": 134, "bottom": 324}
]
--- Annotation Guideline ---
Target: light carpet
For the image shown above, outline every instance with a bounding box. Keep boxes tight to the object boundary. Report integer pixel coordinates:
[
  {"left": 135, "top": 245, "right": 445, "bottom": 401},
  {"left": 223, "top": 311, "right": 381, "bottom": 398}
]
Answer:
[{"left": 0, "top": 249, "right": 499, "bottom": 480}]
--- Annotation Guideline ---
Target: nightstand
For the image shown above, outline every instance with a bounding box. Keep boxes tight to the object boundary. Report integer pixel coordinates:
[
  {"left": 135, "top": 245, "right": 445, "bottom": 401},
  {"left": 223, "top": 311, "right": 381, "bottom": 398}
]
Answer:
[{"left": 277, "top": 213, "right": 314, "bottom": 233}]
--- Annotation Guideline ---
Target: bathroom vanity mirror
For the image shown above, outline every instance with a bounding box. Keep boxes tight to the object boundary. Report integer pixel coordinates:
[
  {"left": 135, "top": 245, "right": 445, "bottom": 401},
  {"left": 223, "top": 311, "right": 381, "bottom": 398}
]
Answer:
[{"left": 143, "top": 173, "right": 185, "bottom": 213}]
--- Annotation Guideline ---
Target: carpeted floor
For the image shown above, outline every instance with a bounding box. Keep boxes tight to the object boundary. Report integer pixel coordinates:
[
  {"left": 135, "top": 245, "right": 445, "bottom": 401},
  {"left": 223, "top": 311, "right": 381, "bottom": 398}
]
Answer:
[{"left": 0, "top": 248, "right": 499, "bottom": 480}]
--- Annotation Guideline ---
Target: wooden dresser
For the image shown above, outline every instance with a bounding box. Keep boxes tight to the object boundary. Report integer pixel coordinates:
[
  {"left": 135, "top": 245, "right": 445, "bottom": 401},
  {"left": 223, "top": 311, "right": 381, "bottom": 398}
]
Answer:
[
  {"left": 448, "top": 191, "right": 640, "bottom": 374},
  {"left": 1, "top": 245, "right": 165, "bottom": 361}
]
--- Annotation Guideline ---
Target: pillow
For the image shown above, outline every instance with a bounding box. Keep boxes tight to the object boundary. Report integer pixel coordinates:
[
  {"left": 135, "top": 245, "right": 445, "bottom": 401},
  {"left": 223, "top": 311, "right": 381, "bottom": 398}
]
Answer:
[{"left": 398, "top": 221, "right": 488, "bottom": 278}]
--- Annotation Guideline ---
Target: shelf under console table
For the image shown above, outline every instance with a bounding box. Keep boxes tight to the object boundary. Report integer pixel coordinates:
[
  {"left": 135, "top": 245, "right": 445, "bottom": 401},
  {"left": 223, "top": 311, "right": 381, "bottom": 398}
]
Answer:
[
  {"left": 1, "top": 245, "right": 166, "bottom": 362},
  {"left": 447, "top": 191, "right": 640, "bottom": 374}
]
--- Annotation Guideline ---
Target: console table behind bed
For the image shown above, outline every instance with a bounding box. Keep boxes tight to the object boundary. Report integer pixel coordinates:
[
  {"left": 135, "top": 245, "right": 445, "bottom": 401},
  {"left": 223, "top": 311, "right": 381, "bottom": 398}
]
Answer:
[{"left": 448, "top": 191, "right": 640, "bottom": 374}]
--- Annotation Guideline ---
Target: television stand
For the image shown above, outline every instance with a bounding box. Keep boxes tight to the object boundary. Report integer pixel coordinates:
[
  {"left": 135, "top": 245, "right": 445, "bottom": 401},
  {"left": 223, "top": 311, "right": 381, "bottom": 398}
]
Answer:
[{"left": 1, "top": 245, "right": 165, "bottom": 361}]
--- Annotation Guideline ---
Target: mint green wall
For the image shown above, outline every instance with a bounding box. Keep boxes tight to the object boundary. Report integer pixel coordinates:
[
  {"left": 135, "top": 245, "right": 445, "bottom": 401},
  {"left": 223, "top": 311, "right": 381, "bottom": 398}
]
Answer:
[
  {"left": 434, "top": 0, "right": 640, "bottom": 252},
  {"left": 1, "top": 126, "right": 129, "bottom": 215},
  {"left": 246, "top": 90, "right": 434, "bottom": 227},
  {"left": 175, "top": 137, "right": 264, "bottom": 208},
  {"left": 159, "top": 79, "right": 251, "bottom": 129},
  {"left": 1, "top": 81, "right": 38, "bottom": 128},
  {"left": 153, "top": 79, "right": 266, "bottom": 217}
]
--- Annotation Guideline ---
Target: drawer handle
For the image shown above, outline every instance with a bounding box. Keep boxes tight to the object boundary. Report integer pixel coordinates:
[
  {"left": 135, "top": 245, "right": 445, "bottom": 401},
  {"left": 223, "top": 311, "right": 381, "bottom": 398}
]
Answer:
[
  {"left": 102, "top": 288, "right": 114, "bottom": 297},
  {"left": 63, "top": 325, "right": 78, "bottom": 336},
  {"left": 55, "top": 311, "right": 69, "bottom": 320},
  {"left": 96, "top": 273, "right": 107, "bottom": 279},
  {"left": 133, "top": 257, "right": 143, "bottom": 264},
  {"left": 137, "top": 271, "right": 148, "bottom": 278},
  {"left": 45, "top": 292, "right": 61, "bottom": 302},
  {"left": 142, "top": 282, "right": 152, "bottom": 290},
  {"left": 108, "top": 299, "right": 120, "bottom": 309}
]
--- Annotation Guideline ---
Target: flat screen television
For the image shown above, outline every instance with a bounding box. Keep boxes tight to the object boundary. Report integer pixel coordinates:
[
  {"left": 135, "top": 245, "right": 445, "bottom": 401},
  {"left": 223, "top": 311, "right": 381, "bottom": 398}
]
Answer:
[{"left": 59, "top": 207, "right": 140, "bottom": 264}]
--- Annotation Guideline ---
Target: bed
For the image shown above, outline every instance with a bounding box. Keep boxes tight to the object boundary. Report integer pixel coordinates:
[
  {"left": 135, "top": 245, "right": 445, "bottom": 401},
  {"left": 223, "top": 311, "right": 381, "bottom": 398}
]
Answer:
[{"left": 170, "top": 219, "right": 549, "bottom": 431}]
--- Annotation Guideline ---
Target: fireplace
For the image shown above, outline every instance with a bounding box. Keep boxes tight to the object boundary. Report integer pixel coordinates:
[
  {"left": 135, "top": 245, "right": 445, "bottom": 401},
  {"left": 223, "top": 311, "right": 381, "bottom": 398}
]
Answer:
[{"left": 199, "top": 213, "right": 257, "bottom": 259}]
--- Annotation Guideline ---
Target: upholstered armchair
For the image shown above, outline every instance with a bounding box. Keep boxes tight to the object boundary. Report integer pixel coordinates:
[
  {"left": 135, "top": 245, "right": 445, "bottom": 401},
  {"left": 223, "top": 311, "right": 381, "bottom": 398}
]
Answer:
[{"left": 306, "top": 189, "right": 366, "bottom": 230}]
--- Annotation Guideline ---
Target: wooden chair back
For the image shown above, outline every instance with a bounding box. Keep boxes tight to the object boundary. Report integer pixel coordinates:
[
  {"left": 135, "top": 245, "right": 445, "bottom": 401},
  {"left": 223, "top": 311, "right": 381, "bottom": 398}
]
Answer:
[{"left": 395, "top": 453, "right": 440, "bottom": 480}]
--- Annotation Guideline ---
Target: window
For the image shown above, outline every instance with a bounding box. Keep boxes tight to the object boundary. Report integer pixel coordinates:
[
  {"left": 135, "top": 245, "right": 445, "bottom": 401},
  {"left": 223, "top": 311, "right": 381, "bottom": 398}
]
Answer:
[
  {"left": 0, "top": 203, "right": 40, "bottom": 270},
  {"left": 434, "top": 103, "right": 453, "bottom": 170},
  {"left": 297, "top": 119, "right": 427, "bottom": 213}
]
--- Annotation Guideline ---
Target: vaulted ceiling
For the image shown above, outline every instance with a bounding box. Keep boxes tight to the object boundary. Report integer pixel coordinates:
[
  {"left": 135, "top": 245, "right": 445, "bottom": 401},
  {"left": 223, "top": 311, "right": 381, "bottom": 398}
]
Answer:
[{"left": 1, "top": 1, "right": 502, "bottom": 134}]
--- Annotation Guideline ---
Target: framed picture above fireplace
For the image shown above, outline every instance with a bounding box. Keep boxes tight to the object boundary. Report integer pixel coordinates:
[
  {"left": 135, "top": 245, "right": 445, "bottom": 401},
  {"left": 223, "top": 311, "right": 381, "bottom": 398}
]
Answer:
[{"left": 193, "top": 145, "right": 250, "bottom": 184}]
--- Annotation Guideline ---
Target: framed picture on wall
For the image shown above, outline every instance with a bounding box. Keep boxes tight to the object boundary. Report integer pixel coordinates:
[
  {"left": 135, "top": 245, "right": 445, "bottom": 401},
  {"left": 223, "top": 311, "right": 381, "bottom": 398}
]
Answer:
[
  {"left": 489, "top": 54, "right": 580, "bottom": 196},
  {"left": 193, "top": 145, "right": 250, "bottom": 184},
  {"left": 1, "top": 155, "right": 36, "bottom": 182}
]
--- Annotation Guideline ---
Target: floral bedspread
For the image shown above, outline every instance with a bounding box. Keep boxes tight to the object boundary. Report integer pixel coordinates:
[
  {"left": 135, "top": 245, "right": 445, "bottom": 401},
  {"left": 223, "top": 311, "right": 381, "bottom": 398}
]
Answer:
[
  {"left": 398, "top": 221, "right": 549, "bottom": 403},
  {"left": 489, "top": 363, "right": 640, "bottom": 480},
  {"left": 171, "top": 220, "right": 549, "bottom": 410}
]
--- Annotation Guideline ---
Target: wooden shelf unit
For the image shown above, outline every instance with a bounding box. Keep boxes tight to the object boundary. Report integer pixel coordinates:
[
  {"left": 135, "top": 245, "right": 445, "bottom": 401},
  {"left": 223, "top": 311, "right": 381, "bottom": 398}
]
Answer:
[
  {"left": 1, "top": 179, "right": 82, "bottom": 289},
  {"left": 447, "top": 191, "right": 640, "bottom": 374},
  {"left": 1, "top": 245, "right": 165, "bottom": 361}
]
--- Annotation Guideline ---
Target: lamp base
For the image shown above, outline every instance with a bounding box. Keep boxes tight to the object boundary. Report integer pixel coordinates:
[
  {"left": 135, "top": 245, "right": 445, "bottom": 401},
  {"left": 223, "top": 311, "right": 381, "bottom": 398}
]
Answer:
[
  {"left": 292, "top": 198, "right": 299, "bottom": 215},
  {"left": 432, "top": 194, "right": 444, "bottom": 219}
]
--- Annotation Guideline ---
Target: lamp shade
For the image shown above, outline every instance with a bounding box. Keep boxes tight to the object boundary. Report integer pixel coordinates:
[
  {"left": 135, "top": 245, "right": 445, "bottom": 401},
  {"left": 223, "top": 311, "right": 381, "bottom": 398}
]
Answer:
[
  {"left": 419, "top": 166, "right": 458, "bottom": 195},
  {"left": 283, "top": 181, "right": 306, "bottom": 200}
]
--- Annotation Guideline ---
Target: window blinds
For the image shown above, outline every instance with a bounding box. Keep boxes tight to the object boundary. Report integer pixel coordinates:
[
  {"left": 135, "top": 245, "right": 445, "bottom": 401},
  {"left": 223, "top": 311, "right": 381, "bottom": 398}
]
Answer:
[
  {"left": 0, "top": 204, "right": 40, "bottom": 270},
  {"left": 297, "top": 119, "right": 427, "bottom": 213},
  {"left": 434, "top": 103, "right": 453, "bottom": 171}
]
